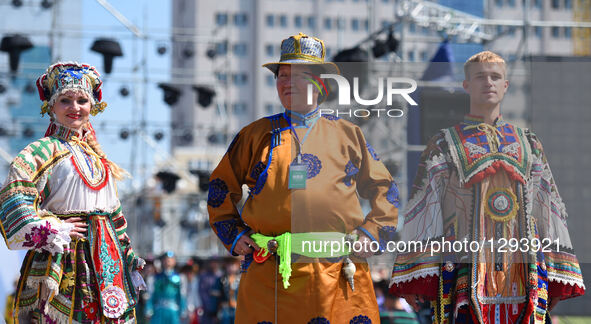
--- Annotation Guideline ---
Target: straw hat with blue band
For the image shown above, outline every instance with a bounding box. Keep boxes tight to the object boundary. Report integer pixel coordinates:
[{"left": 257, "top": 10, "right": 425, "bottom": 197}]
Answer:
[{"left": 262, "top": 33, "right": 340, "bottom": 75}]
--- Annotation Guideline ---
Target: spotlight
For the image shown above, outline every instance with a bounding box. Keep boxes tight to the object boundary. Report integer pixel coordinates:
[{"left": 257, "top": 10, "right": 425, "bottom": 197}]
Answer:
[
  {"left": 156, "top": 171, "right": 181, "bottom": 193},
  {"left": 192, "top": 86, "right": 215, "bottom": 108},
  {"left": 181, "top": 130, "right": 193, "bottom": 144},
  {"left": 23, "top": 127, "right": 34, "bottom": 138},
  {"left": 119, "top": 86, "right": 129, "bottom": 97},
  {"left": 386, "top": 31, "right": 399, "bottom": 53},
  {"left": 197, "top": 171, "right": 211, "bottom": 192},
  {"left": 0, "top": 35, "right": 34, "bottom": 73},
  {"left": 331, "top": 47, "right": 369, "bottom": 101},
  {"left": 24, "top": 83, "right": 35, "bottom": 94},
  {"left": 372, "top": 39, "right": 389, "bottom": 58},
  {"left": 40, "top": 0, "right": 53, "bottom": 9},
  {"left": 156, "top": 44, "right": 167, "bottom": 55},
  {"left": 154, "top": 131, "right": 164, "bottom": 141},
  {"left": 90, "top": 38, "right": 123, "bottom": 74},
  {"left": 119, "top": 129, "right": 130, "bottom": 140},
  {"left": 183, "top": 47, "right": 194, "bottom": 58},
  {"left": 206, "top": 47, "right": 217, "bottom": 59},
  {"left": 158, "top": 83, "right": 181, "bottom": 106}
]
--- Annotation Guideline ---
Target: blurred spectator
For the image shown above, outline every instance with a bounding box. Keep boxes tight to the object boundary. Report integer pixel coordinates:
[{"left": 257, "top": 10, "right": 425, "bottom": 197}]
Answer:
[
  {"left": 198, "top": 258, "right": 223, "bottom": 324},
  {"left": 3, "top": 279, "right": 18, "bottom": 324},
  {"left": 147, "top": 251, "right": 186, "bottom": 323},
  {"left": 214, "top": 258, "right": 241, "bottom": 324},
  {"left": 181, "top": 257, "right": 203, "bottom": 324},
  {"left": 137, "top": 257, "right": 156, "bottom": 323},
  {"left": 375, "top": 280, "right": 419, "bottom": 324}
]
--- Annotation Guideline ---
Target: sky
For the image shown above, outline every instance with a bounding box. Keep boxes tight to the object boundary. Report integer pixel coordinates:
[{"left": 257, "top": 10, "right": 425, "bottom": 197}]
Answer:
[{"left": 80, "top": 0, "right": 173, "bottom": 192}]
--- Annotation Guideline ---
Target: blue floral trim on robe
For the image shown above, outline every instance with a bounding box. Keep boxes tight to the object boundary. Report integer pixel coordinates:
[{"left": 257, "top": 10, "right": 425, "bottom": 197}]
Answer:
[
  {"left": 378, "top": 226, "right": 397, "bottom": 250},
  {"left": 366, "top": 143, "right": 380, "bottom": 161},
  {"left": 293, "top": 153, "right": 322, "bottom": 179},
  {"left": 350, "top": 315, "right": 372, "bottom": 324},
  {"left": 344, "top": 160, "right": 359, "bottom": 186},
  {"left": 308, "top": 317, "right": 330, "bottom": 324},
  {"left": 241, "top": 253, "right": 254, "bottom": 273},
  {"left": 250, "top": 161, "right": 267, "bottom": 195},
  {"left": 213, "top": 219, "right": 238, "bottom": 245},
  {"left": 386, "top": 181, "right": 400, "bottom": 207},
  {"left": 208, "top": 178, "right": 229, "bottom": 207}
]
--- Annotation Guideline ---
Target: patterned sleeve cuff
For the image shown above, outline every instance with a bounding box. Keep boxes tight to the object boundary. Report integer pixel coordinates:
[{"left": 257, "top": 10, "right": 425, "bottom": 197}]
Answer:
[
  {"left": 355, "top": 226, "right": 383, "bottom": 255},
  {"left": 230, "top": 227, "right": 251, "bottom": 256},
  {"left": 548, "top": 280, "right": 586, "bottom": 301},
  {"left": 40, "top": 218, "right": 73, "bottom": 255},
  {"left": 131, "top": 270, "right": 147, "bottom": 292},
  {"left": 356, "top": 226, "right": 379, "bottom": 243},
  {"left": 389, "top": 275, "right": 439, "bottom": 300}
]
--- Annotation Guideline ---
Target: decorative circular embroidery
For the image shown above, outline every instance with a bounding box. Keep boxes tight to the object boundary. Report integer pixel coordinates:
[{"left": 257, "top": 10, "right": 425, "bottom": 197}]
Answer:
[
  {"left": 293, "top": 153, "right": 322, "bottom": 179},
  {"left": 485, "top": 188, "right": 518, "bottom": 222},
  {"left": 350, "top": 315, "right": 372, "bottom": 324},
  {"left": 101, "top": 285, "right": 128, "bottom": 319},
  {"left": 308, "top": 317, "right": 330, "bottom": 324},
  {"left": 250, "top": 161, "right": 267, "bottom": 195},
  {"left": 213, "top": 219, "right": 238, "bottom": 245},
  {"left": 208, "top": 178, "right": 229, "bottom": 207}
]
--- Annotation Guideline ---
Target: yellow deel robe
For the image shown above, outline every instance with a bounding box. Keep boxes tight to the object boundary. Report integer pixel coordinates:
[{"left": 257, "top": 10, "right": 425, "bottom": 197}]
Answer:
[{"left": 208, "top": 109, "right": 399, "bottom": 324}]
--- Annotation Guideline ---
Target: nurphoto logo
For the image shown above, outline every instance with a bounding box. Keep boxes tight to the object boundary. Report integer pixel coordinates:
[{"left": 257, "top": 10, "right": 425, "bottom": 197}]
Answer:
[{"left": 308, "top": 74, "right": 418, "bottom": 118}]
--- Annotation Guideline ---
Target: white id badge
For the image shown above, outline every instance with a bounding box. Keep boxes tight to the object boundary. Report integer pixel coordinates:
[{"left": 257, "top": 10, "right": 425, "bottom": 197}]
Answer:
[{"left": 288, "top": 163, "right": 308, "bottom": 189}]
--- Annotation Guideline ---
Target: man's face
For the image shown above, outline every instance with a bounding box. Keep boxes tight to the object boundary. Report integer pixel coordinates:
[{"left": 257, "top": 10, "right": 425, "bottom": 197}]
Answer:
[
  {"left": 463, "top": 63, "right": 509, "bottom": 109},
  {"left": 276, "top": 65, "right": 319, "bottom": 113}
]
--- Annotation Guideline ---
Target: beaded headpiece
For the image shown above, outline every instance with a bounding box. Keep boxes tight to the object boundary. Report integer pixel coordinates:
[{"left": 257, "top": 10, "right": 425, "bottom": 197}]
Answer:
[
  {"left": 36, "top": 62, "right": 107, "bottom": 117},
  {"left": 262, "top": 33, "right": 340, "bottom": 75}
]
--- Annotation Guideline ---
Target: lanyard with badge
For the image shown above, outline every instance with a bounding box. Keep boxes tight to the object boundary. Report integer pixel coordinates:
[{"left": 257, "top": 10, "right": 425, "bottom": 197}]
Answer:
[{"left": 284, "top": 111, "right": 315, "bottom": 189}]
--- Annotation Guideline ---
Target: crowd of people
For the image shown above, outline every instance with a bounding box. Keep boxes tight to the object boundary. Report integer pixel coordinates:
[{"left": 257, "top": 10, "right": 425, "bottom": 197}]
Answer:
[{"left": 131, "top": 254, "right": 421, "bottom": 324}]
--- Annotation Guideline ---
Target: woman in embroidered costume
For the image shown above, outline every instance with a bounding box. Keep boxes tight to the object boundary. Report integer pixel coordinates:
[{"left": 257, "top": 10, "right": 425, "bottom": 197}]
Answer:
[
  {"left": 0, "top": 62, "right": 145, "bottom": 323},
  {"left": 390, "top": 51, "right": 585, "bottom": 323},
  {"left": 207, "top": 33, "right": 400, "bottom": 323}
]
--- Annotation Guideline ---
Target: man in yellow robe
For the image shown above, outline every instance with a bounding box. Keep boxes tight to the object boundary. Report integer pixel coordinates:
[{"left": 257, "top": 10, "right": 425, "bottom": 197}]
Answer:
[{"left": 208, "top": 33, "right": 400, "bottom": 323}]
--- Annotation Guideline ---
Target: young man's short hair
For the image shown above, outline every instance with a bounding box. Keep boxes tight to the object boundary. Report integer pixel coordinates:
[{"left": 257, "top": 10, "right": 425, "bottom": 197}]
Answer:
[{"left": 464, "top": 51, "right": 506, "bottom": 79}]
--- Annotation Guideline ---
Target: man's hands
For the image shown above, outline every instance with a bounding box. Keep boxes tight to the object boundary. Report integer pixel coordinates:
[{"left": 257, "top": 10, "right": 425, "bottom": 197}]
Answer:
[
  {"left": 233, "top": 230, "right": 260, "bottom": 255},
  {"left": 232, "top": 230, "right": 378, "bottom": 257}
]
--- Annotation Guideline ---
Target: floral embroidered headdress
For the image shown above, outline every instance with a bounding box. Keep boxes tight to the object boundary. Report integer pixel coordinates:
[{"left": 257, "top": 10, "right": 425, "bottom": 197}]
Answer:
[{"left": 36, "top": 62, "right": 107, "bottom": 117}]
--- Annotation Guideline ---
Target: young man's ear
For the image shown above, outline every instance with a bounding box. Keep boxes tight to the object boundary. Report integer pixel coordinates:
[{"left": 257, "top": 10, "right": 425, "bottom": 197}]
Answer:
[{"left": 462, "top": 79, "right": 469, "bottom": 92}]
